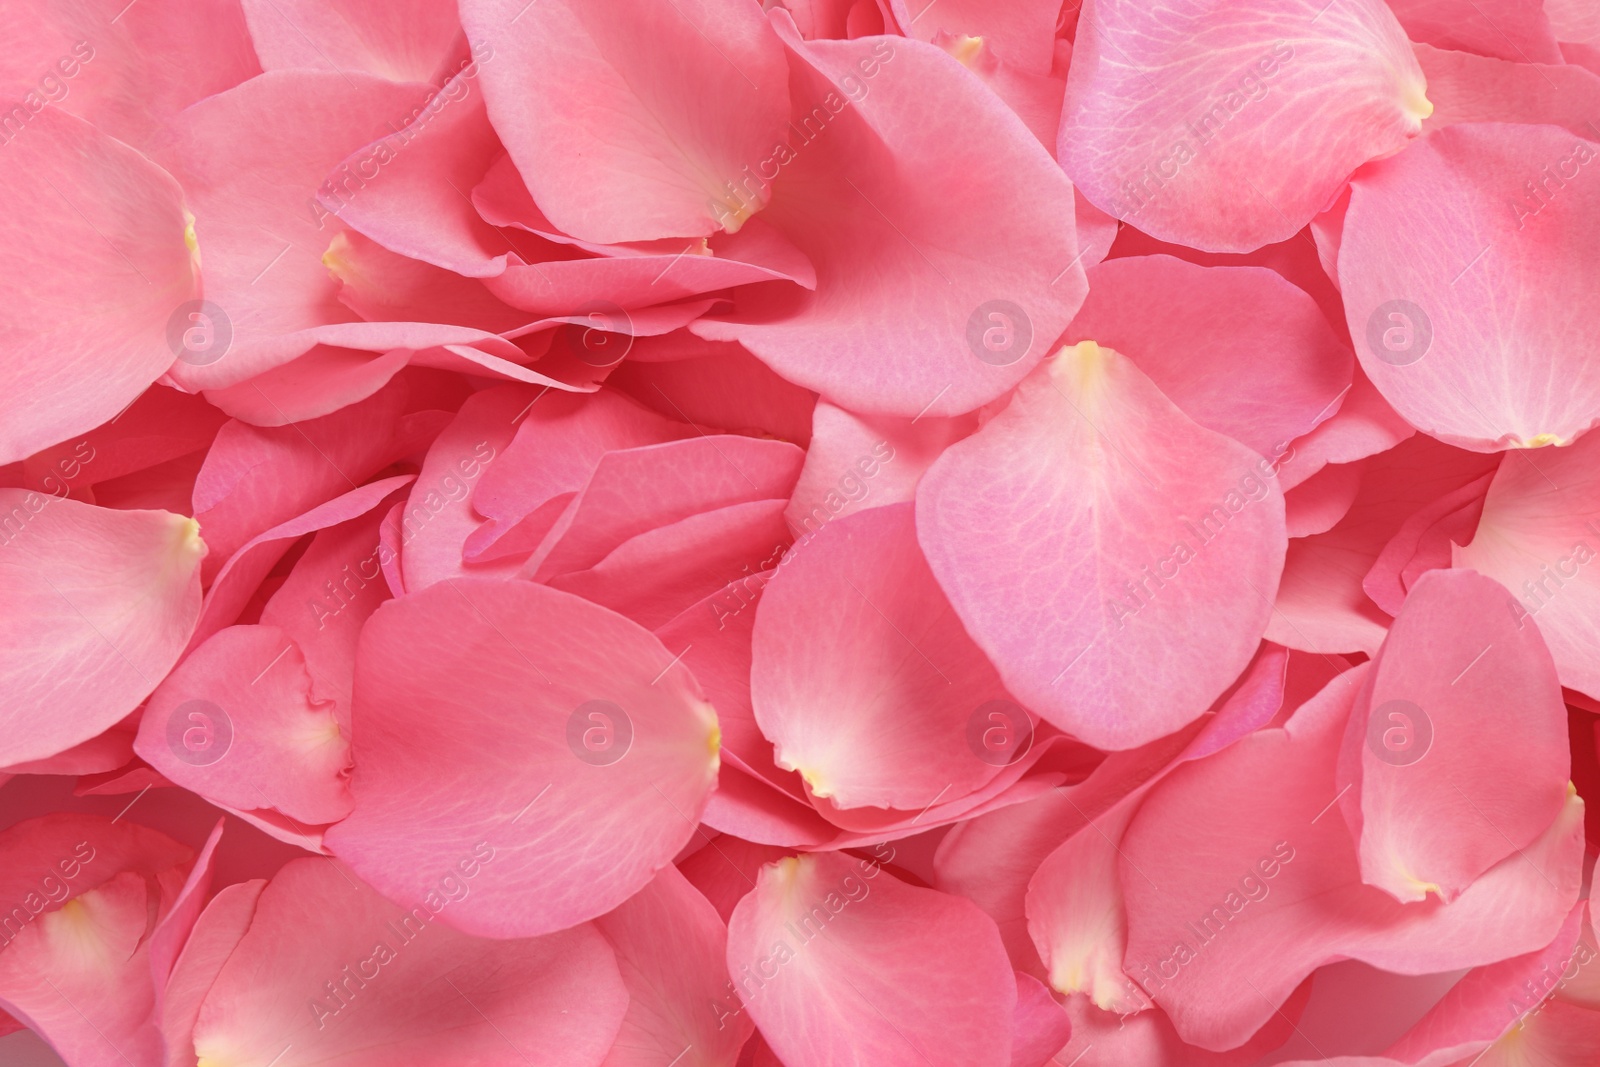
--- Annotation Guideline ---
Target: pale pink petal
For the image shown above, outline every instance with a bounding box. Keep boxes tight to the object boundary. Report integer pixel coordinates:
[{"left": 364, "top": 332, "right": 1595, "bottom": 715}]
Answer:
[
  {"left": 1455, "top": 428, "right": 1600, "bottom": 701},
  {"left": 917, "top": 342, "right": 1287, "bottom": 749},
  {"left": 726, "top": 852, "right": 1017, "bottom": 1067},
  {"left": 1275, "top": 366, "right": 1416, "bottom": 491},
  {"left": 1341, "top": 570, "right": 1569, "bottom": 902},
  {"left": 460, "top": 0, "right": 791, "bottom": 244},
  {"left": 1121, "top": 665, "right": 1585, "bottom": 1050},
  {"left": 753, "top": 503, "right": 1013, "bottom": 809},
  {"left": 1341, "top": 123, "right": 1600, "bottom": 450},
  {"left": 0, "top": 109, "right": 197, "bottom": 466},
  {"left": 693, "top": 20, "right": 1087, "bottom": 419},
  {"left": 785, "top": 401, "right": 975, "bottom": 535},
  {"left": 0, "top": 496, "right": 204, "bottom": 766},
  {"left": 0, "top": 0, "right": 259, "bottom": 148},
  {"left": 160, "top": 880, "right": 264, "bottom": 1067},
  {"left": 1417, "top": 43, "right": 1600, "bottom": 137},
  {"left": 594, "top": 864, "right": 753, "bottom": 1066},
  {"left": 325, "top": 578, "right": 721, "bottom": 937},
  {"left": 0, "top": 815, "right": 193, "bottom": 1067},
  {"left": 1061, "top": 0, "right": 1428, "bottom": 252},
  {"left": 191, "top": 857, "right": 628, "bottom": 1066},
  {"left": 1387, "top": 0, "right": 1563, "bottom": 63},
  {"left": 134, "top": 625, "right": 353, "bottom": 825},
  {"left": 1064, "top": 256, "right": 1352, "bottom": 458},
  {"left": 241, "top": 0, "right": 467, "bottom": 82},
  {"left": 891, "top": 0, "right": 1061, "bottom": 73}
]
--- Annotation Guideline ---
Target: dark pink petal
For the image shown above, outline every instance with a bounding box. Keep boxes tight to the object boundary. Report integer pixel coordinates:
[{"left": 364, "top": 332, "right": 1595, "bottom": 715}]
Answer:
[
  {"left": 1009, "top": 972, "right": 1072, "bottom": 1067},
  {"left": 325, "top": 578, "right": 721, "bottom": 937},
  {"left": 1268, "top": 435, "right": 1498, "bottom": 655},
  {"left": 1061, "top": 0, "right": 1428, "bottom": 252},
  {"left": 552, "top": 498, "right": 792, "bottom": 629},
  {"left": 1363, "top": 470, "right": 1495, "bottom": 617},
  {"left": 917, "top": 342, "right": 1287, "bottom": 749},
  {"left": 726, "top": 852, "right": 1017, "bottom": 1067},
  {"left": 467, "top": 389, "right": 692, "bottom": 564},
  {"left": 1341, "top": 123, "right": 1600, "bottom": 450},
  {"left": 0, "top": 496, "right": 203, "bottom": 766},
  {"left": 195, "top": 475, "right": 415, "bottom": 647},
  {"left": 191, "top": 857, "right": 628, "bottom": 1066}
]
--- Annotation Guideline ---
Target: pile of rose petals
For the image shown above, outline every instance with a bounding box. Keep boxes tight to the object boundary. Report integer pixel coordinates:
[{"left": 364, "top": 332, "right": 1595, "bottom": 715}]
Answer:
[{"left": 6, "top": 0, "right": 1600, "bottom": 1064}]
